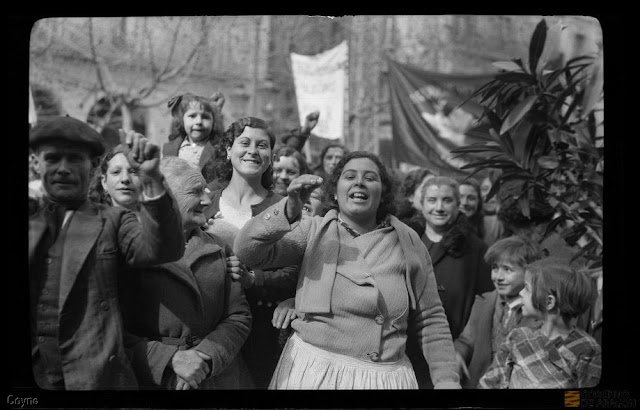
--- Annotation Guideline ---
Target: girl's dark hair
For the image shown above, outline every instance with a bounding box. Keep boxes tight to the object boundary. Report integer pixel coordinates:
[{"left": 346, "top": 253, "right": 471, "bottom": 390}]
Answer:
[
  {"left": 88, "top": 144, "right": 129, "bottom": 206},
  {"left": 168, "top": 93, "right": 224, "bottom": 144},
  {"left": 526, "top": 257, "right": 597, "bottom": 323},
  {"left": 322, "top": 151, "right": 396, "bottom": 223},
  {"left": 273, "top": 146, "right": 310, "bottom": 175},
  {"left": 213, "top": 117, "right": 276, "bottom": 190}
]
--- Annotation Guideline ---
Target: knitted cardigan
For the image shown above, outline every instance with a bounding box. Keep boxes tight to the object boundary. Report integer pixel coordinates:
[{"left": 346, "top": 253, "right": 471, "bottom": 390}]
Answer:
[{"left": 234, "top": 197, "right": 461, "bottom": 388}]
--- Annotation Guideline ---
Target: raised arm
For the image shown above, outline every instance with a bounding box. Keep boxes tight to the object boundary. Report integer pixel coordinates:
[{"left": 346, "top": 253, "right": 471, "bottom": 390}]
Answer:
[
  {"left": 233, "top": 196, "right": 312, "bottom": 270},
  {"left": 115, "top": 130, "right": 185, "bottom": 266}
]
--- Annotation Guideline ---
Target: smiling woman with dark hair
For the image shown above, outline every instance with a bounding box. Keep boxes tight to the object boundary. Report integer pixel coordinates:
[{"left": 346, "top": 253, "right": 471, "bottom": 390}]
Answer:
[
  {"left": 203, "top": 116, "right": 299, "bottom": 389},
  {"left": 234, "top": 151, "right": 461, "bottom": 390}
]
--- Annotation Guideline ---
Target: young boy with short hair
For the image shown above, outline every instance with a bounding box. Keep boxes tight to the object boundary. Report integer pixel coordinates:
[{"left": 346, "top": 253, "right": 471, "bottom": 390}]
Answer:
[
  {"left": 454, "top": 235, "right": 543, "bottom": 388},
  {"left": 479, "top": 257, "right": 601, "bottom": 388}
]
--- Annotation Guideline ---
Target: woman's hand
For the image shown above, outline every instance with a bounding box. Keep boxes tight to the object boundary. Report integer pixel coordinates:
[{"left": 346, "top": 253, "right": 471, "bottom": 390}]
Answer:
[
  {"left": 175, "top": 375, "right": 198, "bottom": 390},
  {"left": 455, "top": 352, "right": 470, "bottom": 380},
  {"left": 286, "top": 174, "right": 323, "bottom": 222},
  {"left": 272, "top": 297, "right": 298, "bottom": 329},
  {"left": 171, "top": 349, "right": 210, "bottom": 386},
  {"left": 226, "top": 256, "right": 255, "bottom": 289}
]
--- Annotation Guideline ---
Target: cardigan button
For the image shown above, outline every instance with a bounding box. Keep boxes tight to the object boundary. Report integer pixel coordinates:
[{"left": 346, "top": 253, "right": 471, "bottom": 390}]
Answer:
[
  {"left": 368, "top": 351, "right": 380, "bottom": 362},
  {"left": 374, "top": 315, "right": 384, "bottom": 325},
  {"left": 273, "top": 209, "right": 279, "bottom": 215},
  {"left": 100, "top": 301, "right": 110, "bottom": 311},
  {"left": 264, "top": 213, "right": 271, "bottom": 220}
]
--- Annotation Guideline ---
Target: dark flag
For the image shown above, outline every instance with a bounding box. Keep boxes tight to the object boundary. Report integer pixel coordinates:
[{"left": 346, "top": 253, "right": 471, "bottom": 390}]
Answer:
[{"left": 388, "top": 58, "right": 494, "bottom": 175}]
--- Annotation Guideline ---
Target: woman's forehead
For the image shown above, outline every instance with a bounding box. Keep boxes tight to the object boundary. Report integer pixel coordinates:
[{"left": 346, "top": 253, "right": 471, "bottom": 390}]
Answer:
[
  {"left": 342, "top": 157, "right": 379, "bottom": 173},
  {"left": 275, "top": 155, "right": 300, "bottom": 169},
  {"left": 325, "top": 147, "right": 344, "bottom": 156},
  {"left": 186, "top": 100, "right": 209, "bottom": 112},
  {"left": 237, "top": 126, "right": 269, "bottom": 140},
  {"left": 425, "top": 184, "right": 456, "bottom": 196},
  {"left": 107, "top": 153, "right": 129, "bottom": 168}
]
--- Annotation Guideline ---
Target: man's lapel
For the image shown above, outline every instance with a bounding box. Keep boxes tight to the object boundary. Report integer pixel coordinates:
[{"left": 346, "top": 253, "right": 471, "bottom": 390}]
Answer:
[
  {"left": 59, "top": 203, "right": 102, "bottom": 308},
  {"left": 29, "top": 211, "right": 47, "bottom": 269}
]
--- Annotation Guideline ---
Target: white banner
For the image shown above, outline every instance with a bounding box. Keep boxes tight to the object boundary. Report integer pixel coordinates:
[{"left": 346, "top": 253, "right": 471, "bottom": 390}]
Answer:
[{"left": 290, "top": 41, "right": 348, "bottom": 140}]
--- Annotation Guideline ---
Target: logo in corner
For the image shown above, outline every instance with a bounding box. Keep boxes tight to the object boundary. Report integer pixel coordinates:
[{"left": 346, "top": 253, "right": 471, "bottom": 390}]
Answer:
[{"left": 565, "top": 391, "right": 580, "bottom": 407}]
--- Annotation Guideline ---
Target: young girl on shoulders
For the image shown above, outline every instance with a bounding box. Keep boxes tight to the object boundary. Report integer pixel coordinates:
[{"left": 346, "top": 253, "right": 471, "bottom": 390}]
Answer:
[
  {"left": 162, "top": 92, "right": 225, "bottom": 188},
  {"left": 479, "top": 257, "right": 601, "bottom": 389}
]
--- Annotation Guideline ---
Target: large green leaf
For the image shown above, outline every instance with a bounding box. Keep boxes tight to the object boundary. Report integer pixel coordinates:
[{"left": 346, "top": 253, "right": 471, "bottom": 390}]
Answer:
[
  {"left": 529, "top": 19, "right": 548, "bottom": 75},
  {"left": 511, "top": 120, "right": 534, "bottom": 167},
  {"left": 536, "top": 21, "right": 565, "bottom": 76},
  {"left": 451, "top": 144, "right": 506, "bottom": 157},
  {"left": 523, "top": 126, "right": 545, "bottom": 170},
  {"left": 500, "top": 95, "right": 538, "bottom": 135},
  {"left": 483, "top": 108, "right": 504, "bottom": 132},
  {"left": 465, "top": 129, "right": 499, "bottom": 143},
  {"left": 492, "top": 60, "right": 525, "bottom": 72}
]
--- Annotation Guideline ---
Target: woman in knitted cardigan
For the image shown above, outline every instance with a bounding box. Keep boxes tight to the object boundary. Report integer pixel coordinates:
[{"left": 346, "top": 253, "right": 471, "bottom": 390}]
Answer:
[{"left": 233, "top": 151, "right": 461, "bottom": 390}]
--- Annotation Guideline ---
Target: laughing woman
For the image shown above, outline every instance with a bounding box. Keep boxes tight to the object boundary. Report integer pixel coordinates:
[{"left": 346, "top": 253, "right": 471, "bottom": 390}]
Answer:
[{"left": 233, "top": 151, "right": 461, "bottom": 390}]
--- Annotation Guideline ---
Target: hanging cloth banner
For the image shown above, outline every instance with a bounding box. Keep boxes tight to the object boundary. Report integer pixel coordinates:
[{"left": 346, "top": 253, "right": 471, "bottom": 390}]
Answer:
[
  {"left": 291, "top": 41, "right": 348, "bottom": 140},
  {"left": 388, "top": 58, "right": 494, "bottom": 174}
]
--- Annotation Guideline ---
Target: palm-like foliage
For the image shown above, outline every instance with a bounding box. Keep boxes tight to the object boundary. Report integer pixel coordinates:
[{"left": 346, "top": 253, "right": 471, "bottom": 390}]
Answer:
[{"left": 452, "top": 19, "right": 604, "bottom": 269}]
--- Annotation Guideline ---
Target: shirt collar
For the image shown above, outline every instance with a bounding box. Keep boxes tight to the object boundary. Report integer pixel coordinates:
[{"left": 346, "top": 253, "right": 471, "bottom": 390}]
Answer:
[
  {"left": 498, "top": 294, "right": 523, "bottom": 310},
  {"left": 337, "top": 214, "right": 391, "bottom": 238}
]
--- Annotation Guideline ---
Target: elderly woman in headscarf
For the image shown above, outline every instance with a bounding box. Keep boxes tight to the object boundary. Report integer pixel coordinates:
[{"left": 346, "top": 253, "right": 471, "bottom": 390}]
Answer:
[
  {"left": 233, "top": 151, "right": 461, "bottom": 390},
  {"left": 120, "top": 156, "right": 251, "bottom": 390}
]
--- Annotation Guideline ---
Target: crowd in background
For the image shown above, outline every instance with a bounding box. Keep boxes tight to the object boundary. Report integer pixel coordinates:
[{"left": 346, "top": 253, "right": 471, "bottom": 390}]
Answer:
[{"left": 27, "top": 91, "right": 602, "bottom": 391}]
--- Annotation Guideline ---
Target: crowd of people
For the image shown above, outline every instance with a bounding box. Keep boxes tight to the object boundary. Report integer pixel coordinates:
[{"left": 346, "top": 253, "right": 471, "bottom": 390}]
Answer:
[{"left": 27, "top": 91, "right": 602, "bottom": 391}]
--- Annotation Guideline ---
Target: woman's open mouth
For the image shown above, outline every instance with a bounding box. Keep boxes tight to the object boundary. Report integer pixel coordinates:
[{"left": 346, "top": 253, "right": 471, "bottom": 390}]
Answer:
[{"left": 349, "top": 192, "right": 369, "bottom": 203}]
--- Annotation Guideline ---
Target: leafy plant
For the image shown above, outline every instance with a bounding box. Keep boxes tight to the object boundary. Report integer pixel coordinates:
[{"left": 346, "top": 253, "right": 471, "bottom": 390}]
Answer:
[{"left": 452, "top": 18, "right": 604, "bottom": 269}]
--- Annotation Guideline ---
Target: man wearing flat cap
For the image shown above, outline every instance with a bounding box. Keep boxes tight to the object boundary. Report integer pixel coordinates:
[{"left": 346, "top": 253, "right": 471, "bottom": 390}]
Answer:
[{"left": 28, "top": 116, "right": 185, "bottom": 390}]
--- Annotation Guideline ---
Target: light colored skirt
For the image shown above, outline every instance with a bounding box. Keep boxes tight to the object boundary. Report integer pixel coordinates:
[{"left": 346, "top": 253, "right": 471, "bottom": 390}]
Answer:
[{"left": 269, "top": 333, "right": 418, "bottom": 389}]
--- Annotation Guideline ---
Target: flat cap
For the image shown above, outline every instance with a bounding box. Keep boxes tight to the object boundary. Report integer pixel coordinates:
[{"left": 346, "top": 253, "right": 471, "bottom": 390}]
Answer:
[{"left": 30, "top": 115, "right": 105, "bottom": 156}]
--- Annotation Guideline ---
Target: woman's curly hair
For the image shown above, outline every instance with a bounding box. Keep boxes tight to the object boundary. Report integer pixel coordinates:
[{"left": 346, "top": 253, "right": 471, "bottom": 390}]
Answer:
[
  {"left": 88, "top": 144, "right": 129, "bottom": 206},
  {"left": 322, "top": 151, "right": 397, "bottom": 224},
  {"left": 213, "top": 117, "right": 277, "bottom": 190}
]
